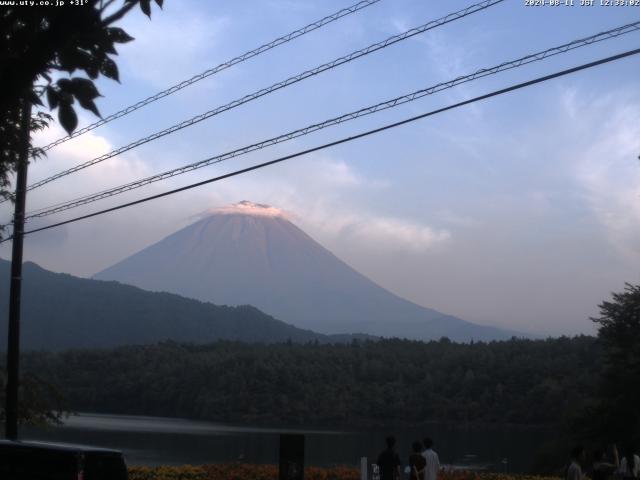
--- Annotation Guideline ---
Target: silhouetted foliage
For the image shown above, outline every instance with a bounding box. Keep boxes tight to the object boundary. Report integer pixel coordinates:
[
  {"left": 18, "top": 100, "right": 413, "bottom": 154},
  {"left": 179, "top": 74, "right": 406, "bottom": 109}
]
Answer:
[
  {"left": 0, "top": 370, "right": 68, "bottom": 426},
  {"left": 589, "top": 283, "right": 640, "bottom": 444},
  {"left": 21, "top": 336, "right": 599, "bottom": 427},
  {"left": 0, "top": 0, "right": 162, "bottom": 201}
]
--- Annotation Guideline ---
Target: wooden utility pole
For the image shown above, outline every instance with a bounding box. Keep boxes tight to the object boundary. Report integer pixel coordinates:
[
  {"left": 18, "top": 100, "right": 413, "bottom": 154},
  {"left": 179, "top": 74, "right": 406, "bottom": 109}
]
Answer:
[{"left": 5, "top": 100, "right": 32, "bottom": 440}]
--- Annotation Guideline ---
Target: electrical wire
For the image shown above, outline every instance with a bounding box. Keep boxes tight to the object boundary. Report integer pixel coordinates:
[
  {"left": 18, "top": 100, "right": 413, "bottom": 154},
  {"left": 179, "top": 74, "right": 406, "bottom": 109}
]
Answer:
[
  {"left": 23, "top": 0, "right": 505, "bottom": 194},
  {"left": 39, "top": 0, "right": 383, "bottom": 152},
  {"left": 22, "top": 20, "right": 640, "bottom": 221},
  {"left": 3, "top": 47, "right": 637, "bottom": 243}
]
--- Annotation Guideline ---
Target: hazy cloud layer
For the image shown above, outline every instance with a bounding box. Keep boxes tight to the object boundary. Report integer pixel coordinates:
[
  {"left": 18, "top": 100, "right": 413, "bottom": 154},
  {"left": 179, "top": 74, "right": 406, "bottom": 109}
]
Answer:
[{"left": 569, "top": 91, "right": 640, "bottom": 262}]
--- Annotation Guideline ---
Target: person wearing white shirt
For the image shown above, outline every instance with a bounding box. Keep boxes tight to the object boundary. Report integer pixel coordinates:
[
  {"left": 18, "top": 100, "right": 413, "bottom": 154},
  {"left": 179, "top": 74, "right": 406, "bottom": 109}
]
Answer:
[
  {"left": 618, "top": 447, "right": 640, "bottom": 479},
  {"left": 567, "top": 446, "right": 586, "bottom": 480},
  {"left": 421, "top": 438, "right": 440, "bottom": 480}
]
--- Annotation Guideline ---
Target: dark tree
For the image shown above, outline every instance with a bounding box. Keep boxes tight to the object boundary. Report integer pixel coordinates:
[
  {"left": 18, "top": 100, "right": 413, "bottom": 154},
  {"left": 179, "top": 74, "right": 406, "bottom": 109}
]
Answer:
[
  {"left": 21, "top": 336, "right": 600, "bottom": 428},
  {"left": 0, "top": 371, "right": 68, "bottom": 426},
  {"left": 0, "top": 0, "right": 163, "bottom": 201},
  {"left": 0, "top": 0, "right": 163, "bottom": 427},
  {"left": 591, "top": 283, "right": 640, "bottom": 443}
]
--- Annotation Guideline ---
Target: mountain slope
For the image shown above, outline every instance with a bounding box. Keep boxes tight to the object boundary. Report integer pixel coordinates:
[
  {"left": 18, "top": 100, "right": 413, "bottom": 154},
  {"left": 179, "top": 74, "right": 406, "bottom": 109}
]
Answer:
[
  {"left": 95, "top": 201, "right": 520, "bottom": 341},
  {"left": 0, "top": 259, "right": 347, "bottom": 351}
]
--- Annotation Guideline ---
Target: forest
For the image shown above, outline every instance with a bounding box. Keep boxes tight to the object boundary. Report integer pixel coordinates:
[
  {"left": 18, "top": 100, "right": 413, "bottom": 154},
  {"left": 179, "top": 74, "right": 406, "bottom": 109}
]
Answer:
[{"left": 22, "top": 336, "right": 599, "bottom": 427}]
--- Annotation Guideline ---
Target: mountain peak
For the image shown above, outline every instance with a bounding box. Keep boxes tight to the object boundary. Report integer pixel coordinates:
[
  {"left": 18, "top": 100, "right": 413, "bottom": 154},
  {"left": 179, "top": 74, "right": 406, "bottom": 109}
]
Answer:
[
  {"left": 95, "top": 205, "right": 522, "bottom": 341},
  {"left": 206, "top": 201, "right": 288, "bottom": 219}
]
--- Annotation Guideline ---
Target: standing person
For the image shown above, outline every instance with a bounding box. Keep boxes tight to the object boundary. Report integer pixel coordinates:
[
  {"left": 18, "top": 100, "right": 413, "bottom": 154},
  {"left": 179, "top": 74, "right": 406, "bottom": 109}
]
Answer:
[
  {"left": 567, "top": 446, "right": 586, "bottom": 480},
  {"left": 618, "top": 446, "right": 640, "bottom": 479},
  {"left": 409, "top": 441, "right": 427, "bottom": 480},
  {"left": 422, "top": 438, "right": 440, "bottom": 480},
  {"left": 591, "top": 445, "right": 618, "bottom": 480},
  {"left": 377, "top": 436, "right": 401, "bottom": 480}
]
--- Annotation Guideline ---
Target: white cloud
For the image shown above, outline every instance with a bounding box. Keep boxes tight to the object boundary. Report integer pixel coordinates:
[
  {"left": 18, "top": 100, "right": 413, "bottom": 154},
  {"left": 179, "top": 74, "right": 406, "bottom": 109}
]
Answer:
[
  {"left": 313, "top": 158, "right": 363, "bottom": 186},
  {"left": 327, "top": 213, "right": 451, "bottom": 253},
  {"left": 20, "top": 121, "right": 153, "bottom": 218},
  {"left": 194, "top": 154, "right": 450, "bottom": 254},
  {"left": 33, "top": 119, "right": 111, "bottom": 162},
  {"left": 5, "top": 127, "right": 416, "bottom": 267},
  {"left": 205, "top": 200, "right": 289, "bottom": 219},
  {"left": 567, "top": 91, "right": 640, "bottom": 261}
]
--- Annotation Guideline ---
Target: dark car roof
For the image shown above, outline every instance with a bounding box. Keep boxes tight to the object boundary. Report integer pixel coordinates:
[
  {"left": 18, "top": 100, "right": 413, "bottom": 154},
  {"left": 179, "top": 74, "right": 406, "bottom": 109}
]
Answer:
[{"left": 0, "top": 440, "right": 123, "bottom": 455}]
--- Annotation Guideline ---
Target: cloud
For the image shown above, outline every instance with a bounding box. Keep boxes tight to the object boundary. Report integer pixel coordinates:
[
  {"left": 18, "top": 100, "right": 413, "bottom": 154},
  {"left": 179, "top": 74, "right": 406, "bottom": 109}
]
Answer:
[
  {"left": 567, "top": 90, "right": 640, "bottom": 261},
  {"left": 33, "top": 118, "right": 111, "bottom": 161},
  {"left": 318, "top": 159, "right": 363, "bottom": 186},
  {"left": 24, "top": 134, "right": 447, "bottom": 260},
  {"left": 204, "top": 200, "right": 290, "bottom": 219},
  {"left": 411, "top": 28, "right": 488, "bottom": 120},
  {"left": 327, "top": 213, "right": 451, "bottom": 253},
  {"left": 194, "top": 154, "right": 450, "bottom": 254},
  {"left": 17, "top": 120, "right": 153, "bottom": 220}
]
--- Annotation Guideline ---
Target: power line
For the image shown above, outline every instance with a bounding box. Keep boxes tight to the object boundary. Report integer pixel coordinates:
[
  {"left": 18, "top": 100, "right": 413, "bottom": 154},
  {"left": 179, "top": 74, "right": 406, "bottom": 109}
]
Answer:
[
  {"left": 21, "top": 20, "right": 640, "bottom": 221},
  {"left": 23, "top": 0, "right": 504, "bottom": 193},
  {"left": 5, "top": 47, "right": 638, "bottom": 243},
  {"left": 38, "top": 0, "right": 383, "bottom": 152},
  {"left": 28, "top": 0, "right": 503, "bottom": 192}
]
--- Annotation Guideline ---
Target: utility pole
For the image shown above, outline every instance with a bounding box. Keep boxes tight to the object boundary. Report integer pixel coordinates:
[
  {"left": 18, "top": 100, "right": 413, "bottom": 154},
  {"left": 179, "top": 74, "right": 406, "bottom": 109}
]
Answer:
[{"left": 5, "top": 100, "right": 32, "bottom": 440}]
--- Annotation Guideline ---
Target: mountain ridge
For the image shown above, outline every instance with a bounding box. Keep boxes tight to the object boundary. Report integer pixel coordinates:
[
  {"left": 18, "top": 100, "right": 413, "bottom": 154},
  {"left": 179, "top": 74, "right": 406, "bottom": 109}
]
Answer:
[
  {"left": 95, "top": 201, "right": 523, "bottom": 341},
  {"left": 0, "top": 259, "right": 371, "bottom": 351}
]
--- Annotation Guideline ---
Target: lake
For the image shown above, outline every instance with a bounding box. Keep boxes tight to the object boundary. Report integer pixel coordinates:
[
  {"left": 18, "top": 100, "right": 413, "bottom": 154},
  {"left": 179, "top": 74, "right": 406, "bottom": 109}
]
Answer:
[{"left": 22, "top": 413, "right": 553, "bottom": 472}]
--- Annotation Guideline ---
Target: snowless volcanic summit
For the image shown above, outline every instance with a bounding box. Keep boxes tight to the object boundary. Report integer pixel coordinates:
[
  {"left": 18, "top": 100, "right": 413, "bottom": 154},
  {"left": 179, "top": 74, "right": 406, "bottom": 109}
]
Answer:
[{"left": 95, "top": 201, "right": 517, "bottom": 341}]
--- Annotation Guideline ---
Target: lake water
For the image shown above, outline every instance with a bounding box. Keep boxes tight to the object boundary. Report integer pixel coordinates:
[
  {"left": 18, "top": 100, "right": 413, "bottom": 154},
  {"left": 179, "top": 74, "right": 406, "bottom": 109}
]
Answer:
[{"left": 22, "top": 413, "right": 553, "bottom": 473}]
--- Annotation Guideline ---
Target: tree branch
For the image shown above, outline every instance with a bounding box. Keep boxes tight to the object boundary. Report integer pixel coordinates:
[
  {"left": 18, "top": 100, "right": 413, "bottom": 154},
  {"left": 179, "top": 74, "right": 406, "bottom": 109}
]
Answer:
[
  {"left": 102, "top": 1, "right": 137, "bottom": 26},
  {"left": 100, "top": 0, "right": 118, "bottom": 14}
]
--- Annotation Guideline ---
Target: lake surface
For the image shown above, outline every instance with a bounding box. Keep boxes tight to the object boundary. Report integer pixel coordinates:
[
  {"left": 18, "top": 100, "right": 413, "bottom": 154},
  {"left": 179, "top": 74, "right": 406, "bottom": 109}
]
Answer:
[{"left": 23, "top": 413, "right": 553, "bottom": 472}]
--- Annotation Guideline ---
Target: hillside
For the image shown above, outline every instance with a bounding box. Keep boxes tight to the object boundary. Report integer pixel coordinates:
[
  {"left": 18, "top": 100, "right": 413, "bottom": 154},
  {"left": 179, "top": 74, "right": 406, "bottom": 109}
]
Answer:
[{"left": 0, "top": 259, "right": 353, "bottom": 350}]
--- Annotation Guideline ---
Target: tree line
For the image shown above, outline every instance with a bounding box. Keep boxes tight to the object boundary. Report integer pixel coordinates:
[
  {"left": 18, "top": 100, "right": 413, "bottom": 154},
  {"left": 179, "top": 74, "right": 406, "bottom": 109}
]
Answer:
[{"left": 21, "top": 335, "right": 599, "bottom": 428}]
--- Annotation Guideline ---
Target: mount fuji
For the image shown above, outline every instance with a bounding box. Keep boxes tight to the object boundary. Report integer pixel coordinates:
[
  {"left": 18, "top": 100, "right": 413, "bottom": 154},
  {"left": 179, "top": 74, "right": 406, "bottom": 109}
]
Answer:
[{"left": 95, "top": 201, "right": 518, "bottom": 341}]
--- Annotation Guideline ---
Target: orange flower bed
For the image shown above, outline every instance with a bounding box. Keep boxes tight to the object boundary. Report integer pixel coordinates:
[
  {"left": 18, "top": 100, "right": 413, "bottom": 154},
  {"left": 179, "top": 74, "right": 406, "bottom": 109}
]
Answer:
[
  {"left": 128, "top": 464, "right": 561, "bottom": 480},
  {"left": 128, "top": 464, "right": 361, "bottom": 480}
]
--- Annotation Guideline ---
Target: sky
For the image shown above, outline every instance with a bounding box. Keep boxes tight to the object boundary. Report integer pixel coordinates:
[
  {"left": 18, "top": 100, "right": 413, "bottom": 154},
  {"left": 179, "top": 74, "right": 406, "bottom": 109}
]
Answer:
[{"left": 1, "top": 0, "right": 639, "bottom": 336}]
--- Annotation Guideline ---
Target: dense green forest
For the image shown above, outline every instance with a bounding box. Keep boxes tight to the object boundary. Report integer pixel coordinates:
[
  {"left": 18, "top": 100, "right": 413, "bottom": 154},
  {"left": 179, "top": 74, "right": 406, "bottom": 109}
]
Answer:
[{"left": 22, "top": 336, "right": 599, "bottom": 427}]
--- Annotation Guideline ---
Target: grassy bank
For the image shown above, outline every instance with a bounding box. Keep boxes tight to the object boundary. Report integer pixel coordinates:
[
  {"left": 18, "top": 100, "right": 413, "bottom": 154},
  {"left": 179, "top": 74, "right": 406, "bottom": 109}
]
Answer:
[{"left": 128, "top": 464, "right": 561, "bottom": 480}]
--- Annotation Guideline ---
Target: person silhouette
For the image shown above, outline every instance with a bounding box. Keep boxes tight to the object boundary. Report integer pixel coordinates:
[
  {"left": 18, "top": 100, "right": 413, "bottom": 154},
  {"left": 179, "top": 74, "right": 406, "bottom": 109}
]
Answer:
[
  {"left": 590, "top": 445, "right": 618, "bottom": 480},
  {"left": 377, "top": 436, "right": 401, "bottom": 480},
  {"left": 422, "top": 438, "right": 440, "bottom": 480},
  {"left": 409, "top": 441, "right": 427, "bottom": 480},
  {"left": 567, "top": 446, "right": 586, "bottom": 480},
  {"left": 618, "top": 445, "right": 640, "bottom": 480}
]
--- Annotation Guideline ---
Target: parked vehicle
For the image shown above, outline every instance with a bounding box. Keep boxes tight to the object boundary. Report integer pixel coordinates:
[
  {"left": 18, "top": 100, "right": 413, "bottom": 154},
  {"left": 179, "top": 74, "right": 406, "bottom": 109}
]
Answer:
[{"left": 0, "top": 440, "right": 127, "bottom": 480}]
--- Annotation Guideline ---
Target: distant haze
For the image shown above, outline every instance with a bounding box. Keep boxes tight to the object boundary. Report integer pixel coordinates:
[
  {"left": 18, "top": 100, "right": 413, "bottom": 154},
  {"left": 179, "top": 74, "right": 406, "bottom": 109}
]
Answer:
[{"left": 95, "top": 201, "right": 521, "bottom": 341}]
